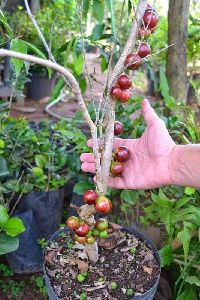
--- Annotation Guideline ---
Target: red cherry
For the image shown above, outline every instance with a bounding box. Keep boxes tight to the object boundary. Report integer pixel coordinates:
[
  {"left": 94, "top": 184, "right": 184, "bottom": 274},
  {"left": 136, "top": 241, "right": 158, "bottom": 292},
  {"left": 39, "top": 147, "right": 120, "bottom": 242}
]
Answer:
[
  {"left": 114, "top": 146, "right": 130, "bottom": 162},
  {"left": 119, "top": 90, "right": 131, "bottom": 103},
  {"left": 117, "top": 75, "right": 132, "bottom": 90},
  {"left": 95, "top": 196, "right": 112, "bottom": 214},
  {"left": 66, "top": 216, "right": 80, "bottom": 230},
  {"left": 138, "top": 27, "right": 151, "bottom": 39},
  {"left": 75, "top": 235, "right": 86, "bottom": 244},
  {"left": 125, "top": 53, "right": 142, "bottom": 70},
  {"left": 75, "top": 223, "right": 90, "bottom": 237},
  {"left": 111, "top": 86, "right": 122, "bottom": 100},
  {"left": 143, "top": 9, "right": 159, "bottom": 29},
  {"left": 114, "top": 121, "right": 124, "bottom": 136},
  {"left": 83, "top": 190, "right": 98, "bottom": 205},
  {"left": 110, "top": 161, "right": 124, "bottom": 176},
  {"left": 138, "top": 42, "right": 151, "bottom": 58},
  {"left": 95, "top": 218, "right": 109, "bottom": 232}
]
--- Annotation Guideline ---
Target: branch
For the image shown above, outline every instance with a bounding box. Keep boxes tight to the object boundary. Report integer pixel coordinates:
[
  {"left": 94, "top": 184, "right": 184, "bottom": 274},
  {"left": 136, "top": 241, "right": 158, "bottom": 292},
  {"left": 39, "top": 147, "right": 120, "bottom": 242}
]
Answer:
[
  {"left": 109, "top": 0, "right": 147, "bottom": 87},
  {"left": 100, "top": 0, "right": 147, "bottom": 194}
]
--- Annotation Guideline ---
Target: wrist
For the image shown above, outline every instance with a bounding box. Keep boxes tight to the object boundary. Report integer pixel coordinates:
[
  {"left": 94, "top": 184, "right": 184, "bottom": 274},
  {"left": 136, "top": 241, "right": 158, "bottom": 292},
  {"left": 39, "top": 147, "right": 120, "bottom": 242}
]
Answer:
[{"left": 168, "top": 145, "right": 181, "bottom": 186}]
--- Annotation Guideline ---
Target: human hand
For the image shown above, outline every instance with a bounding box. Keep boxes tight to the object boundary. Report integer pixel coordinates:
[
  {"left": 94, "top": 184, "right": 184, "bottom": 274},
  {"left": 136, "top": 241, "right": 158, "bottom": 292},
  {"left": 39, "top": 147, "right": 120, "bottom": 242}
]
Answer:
[{"left": 80, "top": 99, "right": 176, "bottom": 190}]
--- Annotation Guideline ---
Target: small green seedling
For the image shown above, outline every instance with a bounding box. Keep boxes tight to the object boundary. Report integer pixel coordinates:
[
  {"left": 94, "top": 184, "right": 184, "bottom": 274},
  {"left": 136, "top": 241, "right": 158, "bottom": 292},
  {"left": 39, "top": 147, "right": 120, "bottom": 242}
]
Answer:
[
  {"left": 80, "top": 291, "right": 87, "bottom": 300},
  {"left": 129, "top": 246, "right": 136, "bottom": 254},
  {"left": 77, "top": 274, "right": 85, "bottom": 283},
  {"left": 127, "top": 288, "right": 134, "bottom": 296}
]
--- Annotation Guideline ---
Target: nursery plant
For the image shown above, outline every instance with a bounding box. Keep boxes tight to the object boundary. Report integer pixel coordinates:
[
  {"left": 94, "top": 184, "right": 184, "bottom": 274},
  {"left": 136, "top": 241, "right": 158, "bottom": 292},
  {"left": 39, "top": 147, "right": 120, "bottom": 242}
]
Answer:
[{"left": 0, "top": 0, "right": 164, "bottom": 298}]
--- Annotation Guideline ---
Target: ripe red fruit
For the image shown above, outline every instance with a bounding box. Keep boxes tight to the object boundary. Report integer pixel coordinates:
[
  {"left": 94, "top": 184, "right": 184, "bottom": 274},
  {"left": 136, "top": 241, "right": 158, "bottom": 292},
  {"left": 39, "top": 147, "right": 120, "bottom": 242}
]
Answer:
[
  {"left": 117, "top": 75, "right": 132, "bottom": 90},
  {"left": 119, "top": 90, "right": 131, "bottom": 103},
  {"left": 110, "top": 161, "right": 124, "bottom": 176},
  {"left": 66, "top": 216, "right": 80, "bottom": 230},
  {"left": 83, "top": 190, "right": 98, "bottom": 205},
  {"left": 125, "top": 53, "right": 142, "bottom": 70},
  {"left": 75, "top": 223, "right": 90, "bottom": 237},
  {"left": 138, "top": 27, "right": 151, "bottom": 39},
  {"left": 114, "top": 121, "right": 124, "bottom": 136},
  {"left": 95, "top": 196, "right": 112, "bottom": 214},
  {"left": 114, "top": 146, "right": 131, "bottom": 162},
  {"left": 75, "top": 235, "right": 86, "bottom": 244},
  {"left": 143, "top": 9, "right": 159, "bottom": 29},
  {"left": 138, "top": 42, "right": 151, "bottom": 58},
  {"left": 111, "top": 86, "right": 122, "bottom": 100},
  {"left": 95, "top": 218, "right": 109, "bottom": 232}
]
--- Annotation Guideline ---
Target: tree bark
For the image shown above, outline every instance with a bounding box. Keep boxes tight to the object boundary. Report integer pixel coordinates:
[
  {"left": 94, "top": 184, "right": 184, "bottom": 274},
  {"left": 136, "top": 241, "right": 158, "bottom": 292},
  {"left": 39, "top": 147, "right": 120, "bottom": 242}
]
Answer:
[
  {"left": 166, "top": 0, "right": 190, "bottom": 103},
  {"left": 30, "top": 0, "right": 40, "bottom": 14}
]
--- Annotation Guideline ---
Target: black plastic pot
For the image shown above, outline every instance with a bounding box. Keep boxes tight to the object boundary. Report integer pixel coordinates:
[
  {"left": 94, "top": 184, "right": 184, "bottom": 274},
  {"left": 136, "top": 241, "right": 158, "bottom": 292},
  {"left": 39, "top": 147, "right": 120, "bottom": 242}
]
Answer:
[
  {"left": 7, "top": 189, "right": 64, "bottom": 273},
  {"left": 44, "top": 226, "right": 161, "bottom": 300},
  {"left": 25, "top": 71, "right": 56, "bottom": 100}
]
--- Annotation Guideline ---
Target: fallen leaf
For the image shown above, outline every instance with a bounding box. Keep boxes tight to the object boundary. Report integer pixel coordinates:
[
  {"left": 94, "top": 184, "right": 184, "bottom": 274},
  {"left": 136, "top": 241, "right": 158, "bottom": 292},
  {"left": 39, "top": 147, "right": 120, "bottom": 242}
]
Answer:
[
  {"left": 143, "top": 266, "right": 153, "bottom": 274},
  {"left": 76, "top": 259, "right": 89, "bottom": 272},
  {"left": 45, "top": 250, "right": 56, "bottom": 265}
]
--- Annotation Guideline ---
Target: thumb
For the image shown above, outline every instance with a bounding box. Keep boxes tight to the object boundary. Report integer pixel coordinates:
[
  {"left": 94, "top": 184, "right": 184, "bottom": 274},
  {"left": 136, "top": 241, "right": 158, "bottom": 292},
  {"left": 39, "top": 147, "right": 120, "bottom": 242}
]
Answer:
[{"left": 141, "top": 99, "right": 160, "bottom": 126}]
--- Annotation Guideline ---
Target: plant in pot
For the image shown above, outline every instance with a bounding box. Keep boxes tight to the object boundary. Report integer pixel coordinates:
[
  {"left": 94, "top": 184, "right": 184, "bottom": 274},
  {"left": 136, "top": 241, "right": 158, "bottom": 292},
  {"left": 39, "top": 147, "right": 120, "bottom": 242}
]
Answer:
[
  {"left": 0, "top": 115, "right": 88, "bottom": 273},
  {"left": 0, "top": 0, "right": 161, "bottom": 297},
  {"left": 6, "top": 0, "right": 78, "bottom": 100}
]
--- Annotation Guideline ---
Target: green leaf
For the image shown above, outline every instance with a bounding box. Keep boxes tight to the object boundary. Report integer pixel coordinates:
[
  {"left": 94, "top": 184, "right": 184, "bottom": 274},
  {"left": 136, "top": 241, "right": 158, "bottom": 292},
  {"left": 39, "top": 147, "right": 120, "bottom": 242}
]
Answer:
[
  {"left": 121, "top": 190, "right": 138, "bottom": 205},
  {"left": 0, "top": 205, "right": 9, "bottom": 226},
  {"left": 93, "top": 0, "right": 105, "bottom": 22},
  {"left": 23, "top": 41, "right": 46, "bottom": 59},
  {"left": 177, "top": 224, "right": 191, "bottom": 261},
  {"left": 185, "top": 276, "right": 200, "bottom": 287},
  {"left": 2, "top": 217, "right": 25, "bottom": 236},
  {"left": 73, "top": 180, "right": 94, "bottom": 195},
  {"left": 0, "top": 139, "right": 4, "bottom": 149},
  {"left": 74, "top": 53, "right": 84, "bottom": 76},
  {"left": 158, "top": 245, "right": 173, "bottom": 267},
  {"left": 35, "top": 154, "right": 47, "bottom": 169},
  {"left": 0, "top": 234, "right": 19, "bottom": 255},
  {"left": 175, "top": 197, "right": 190, "bottom": 210},
  {"left": 92, "top": 23, "right": 105, "bottom": 41},
  {"left": 184, "top": 187, "right": 196, "bottom": 195},
  {"left": 0, "top": 156, "right": 9, "bottom": 177},
  {"left": 159, "top": 68, "right": 176, "bottom": 109},
  {"left": 32, "top": 167, "right": 44, "bottom": 178},
  {"left": 0, "top": 10, "right": 13, "bottom": 38},
  {"left": 83, "top": 0, "right": 91, "bottom": 17},
  {"left": 151, "top": 189, "right": 173, "bottom": 207},
  {"left": 10, "top": 39, "right": 27, "bottom": 77},
  {"left": 176, "top": 286, "right": 198, "bottom": 300},
  {"left": 100, "top": 55, "right": 108, "bottom": 72}
]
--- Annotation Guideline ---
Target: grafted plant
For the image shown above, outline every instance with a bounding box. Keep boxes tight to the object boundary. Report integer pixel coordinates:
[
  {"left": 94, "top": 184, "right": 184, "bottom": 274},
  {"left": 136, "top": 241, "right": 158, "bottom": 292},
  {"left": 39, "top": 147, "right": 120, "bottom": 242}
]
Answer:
[{"left": 0, "top": 0, "right": 160, "bottom": 263}]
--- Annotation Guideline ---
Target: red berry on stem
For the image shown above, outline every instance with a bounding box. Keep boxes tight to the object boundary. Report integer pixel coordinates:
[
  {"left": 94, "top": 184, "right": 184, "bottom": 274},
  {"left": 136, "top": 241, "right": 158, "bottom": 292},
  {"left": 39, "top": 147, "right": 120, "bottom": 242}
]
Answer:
[
  {"left": 66, "top": 216, "right": 80, "bottom": 230},
  {"left": 75, "top": 223, "right": 90, "bottom": 237},
  {"left": 117, "top": 75, "right": 132, "bottom": 90},
  {"left": 110, "top": 161, "right": 124, "bottom": 176},
  {"left": 114, "top": 146, "right": 130, "bottom": 162},
  {"left": 138, "top": 42, "right": 151, "bottom": 58},
  {"left": 125, "top": 53, "right": 142, "bottom": 70},
  {"left": 95, "top": 196, "right": 112, "bottom": 214},
  {"left": 75, "top": 235, "right": 86, "bottom": 244},
  {"left": 119, "top": 90, "right": 131, "bottom": 103},
  {"left": 95, "top": 218, "right": 109, "bottom": 232},
  {"left": 143, "top": 9, "right": 159, "bottom": 29},
  {"left": 111, "top": 86, "right": 122, "bottom": 100},
  {"left": 83, "top": 190, "right": 98, "bottom": 205},
  {"left": 114, "top": 121, "right": 124, "bottom": 136}
]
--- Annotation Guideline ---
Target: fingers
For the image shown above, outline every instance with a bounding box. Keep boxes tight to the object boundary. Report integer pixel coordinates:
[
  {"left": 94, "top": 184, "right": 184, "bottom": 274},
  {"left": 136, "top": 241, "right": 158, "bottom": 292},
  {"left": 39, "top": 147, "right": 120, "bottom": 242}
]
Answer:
[
  {"left": 81, "top": 162, "right": 95, "bottom": 173},
  {"left": 141, "top": 99, "right": 160, "bottom": 126},
  {"left": 80, "top": 153, "right": 94, "bottom": 163}
]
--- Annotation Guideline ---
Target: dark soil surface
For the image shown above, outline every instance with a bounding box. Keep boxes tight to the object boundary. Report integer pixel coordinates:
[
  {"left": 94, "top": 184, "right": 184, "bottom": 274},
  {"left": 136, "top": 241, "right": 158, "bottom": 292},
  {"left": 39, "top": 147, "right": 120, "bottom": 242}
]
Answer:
[{"left": 44, "top": 226, "right": 160, "bottom": 300}]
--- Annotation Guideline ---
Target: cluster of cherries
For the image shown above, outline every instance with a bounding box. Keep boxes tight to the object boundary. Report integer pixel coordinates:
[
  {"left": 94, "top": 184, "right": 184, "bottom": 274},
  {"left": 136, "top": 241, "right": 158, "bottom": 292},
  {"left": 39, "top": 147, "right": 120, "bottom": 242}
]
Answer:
[
  {"left": 110, "top": 3, "right": 158, "bottom": 104},
  {"left": 110, "top": 146, "right": 130, "bottom": 177},
  {"left": 66, "top": 191, "right": 112, "bottom": 244}
]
